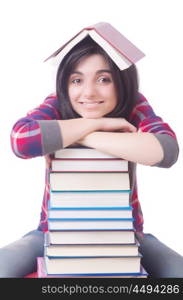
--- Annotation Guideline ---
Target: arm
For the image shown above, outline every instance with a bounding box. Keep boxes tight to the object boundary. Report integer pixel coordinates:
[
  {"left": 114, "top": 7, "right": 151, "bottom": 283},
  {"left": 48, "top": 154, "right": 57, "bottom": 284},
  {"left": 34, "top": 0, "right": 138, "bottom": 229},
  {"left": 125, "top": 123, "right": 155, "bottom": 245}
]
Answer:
[
  {"left": 10, "top": 95, "right": 99, "bottom": 159},
  {"left": 78, "top": 131, "right": 164, "bottom": 166},
  {"left": 58, "top": 115, "right": 137, "bottom": 148},
  {"left": 79, "top": 94, "right": 179, "bottom": 168},
  {"left": 58, "top": 118, "right": 99, "bottom": 148},
  {"left": 10, "top": 94, "right": 137, "bottom": 159}
]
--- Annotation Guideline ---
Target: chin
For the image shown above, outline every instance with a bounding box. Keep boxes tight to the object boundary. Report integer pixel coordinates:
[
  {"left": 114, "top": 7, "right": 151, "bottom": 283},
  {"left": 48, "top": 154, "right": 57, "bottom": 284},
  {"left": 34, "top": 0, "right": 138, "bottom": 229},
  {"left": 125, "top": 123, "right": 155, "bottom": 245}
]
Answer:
[{"left": 81, "top": 112, "right": 104, "bottom": 119}]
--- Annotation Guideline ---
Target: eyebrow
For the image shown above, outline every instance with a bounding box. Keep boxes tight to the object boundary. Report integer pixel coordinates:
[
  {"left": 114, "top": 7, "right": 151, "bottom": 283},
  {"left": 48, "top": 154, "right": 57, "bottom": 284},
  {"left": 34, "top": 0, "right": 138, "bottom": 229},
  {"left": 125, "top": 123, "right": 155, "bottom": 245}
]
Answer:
[{"left": 70, "top": 69, "right": 112, "bottom": 75}]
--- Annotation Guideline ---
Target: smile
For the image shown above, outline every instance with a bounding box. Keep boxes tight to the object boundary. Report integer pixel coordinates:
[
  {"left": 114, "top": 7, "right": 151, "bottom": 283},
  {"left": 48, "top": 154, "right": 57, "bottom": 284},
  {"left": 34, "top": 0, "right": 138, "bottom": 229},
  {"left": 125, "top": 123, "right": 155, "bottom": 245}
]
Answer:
[{"left": 79, "top": 101, "right": 104, "bottom": 105}]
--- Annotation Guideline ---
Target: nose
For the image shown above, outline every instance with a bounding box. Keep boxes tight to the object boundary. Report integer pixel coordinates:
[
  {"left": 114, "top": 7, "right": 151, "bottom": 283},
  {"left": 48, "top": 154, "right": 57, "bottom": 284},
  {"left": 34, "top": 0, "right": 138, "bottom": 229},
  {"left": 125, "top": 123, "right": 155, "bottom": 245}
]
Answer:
[{"left": 82, "top": 81, "right": 96, "bottom": 99}]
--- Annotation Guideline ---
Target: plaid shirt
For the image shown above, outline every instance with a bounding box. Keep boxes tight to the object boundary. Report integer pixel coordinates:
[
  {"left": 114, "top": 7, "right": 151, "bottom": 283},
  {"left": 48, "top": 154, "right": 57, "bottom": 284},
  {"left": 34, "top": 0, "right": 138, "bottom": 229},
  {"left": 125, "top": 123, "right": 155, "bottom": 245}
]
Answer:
[{"left": 10, "top": 93, "right": 177, "bottom": 233}]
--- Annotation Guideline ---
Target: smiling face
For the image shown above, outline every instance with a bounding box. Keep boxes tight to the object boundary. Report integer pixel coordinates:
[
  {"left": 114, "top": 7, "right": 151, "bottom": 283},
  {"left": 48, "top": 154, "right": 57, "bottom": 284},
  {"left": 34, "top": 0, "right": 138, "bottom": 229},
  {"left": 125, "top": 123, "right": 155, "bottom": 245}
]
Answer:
[{"left": 68, "top": 54, "right": 118, "bottom": 118}]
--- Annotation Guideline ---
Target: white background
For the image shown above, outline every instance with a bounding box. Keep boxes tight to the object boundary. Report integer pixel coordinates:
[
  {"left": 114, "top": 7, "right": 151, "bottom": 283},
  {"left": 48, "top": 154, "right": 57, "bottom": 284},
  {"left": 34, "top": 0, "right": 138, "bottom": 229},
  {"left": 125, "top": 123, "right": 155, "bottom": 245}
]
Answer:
[{"left": 0, "top": 0, "right": 183, "bottom": 255}]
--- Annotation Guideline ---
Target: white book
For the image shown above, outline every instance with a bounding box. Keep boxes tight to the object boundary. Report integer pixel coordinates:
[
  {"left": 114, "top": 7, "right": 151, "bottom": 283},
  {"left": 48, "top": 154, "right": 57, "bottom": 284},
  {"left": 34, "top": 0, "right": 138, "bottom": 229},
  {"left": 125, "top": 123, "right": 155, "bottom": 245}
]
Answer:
[
  {"left": 54, "top": 148, "right": 120, "bottom": 159},
  {"left": 51, "top": 159, "right": 128, "bottom": 172},
  {"left": 45, "top": 244, "right": 139, "bottom": 258},
  {"left": 37, "top": 257, "right": 147, "bottom": 278},
  {"left": 47, "top": 230, "right": 135, "bottom": 245},
  {"left": 50, "top": 172, "right": 130, "bottom": 192},
  {"left": 48, "top": 219, "right": 134, "bottom": 231},
  {"left": 45, "top": 256, "right": 141, "bottom": 275},
  {"left": 50, "top": 191, "right": 130, "bottom": 209},
  {"left": 48, "top": 207, "right": 133, "bottom": 220}
]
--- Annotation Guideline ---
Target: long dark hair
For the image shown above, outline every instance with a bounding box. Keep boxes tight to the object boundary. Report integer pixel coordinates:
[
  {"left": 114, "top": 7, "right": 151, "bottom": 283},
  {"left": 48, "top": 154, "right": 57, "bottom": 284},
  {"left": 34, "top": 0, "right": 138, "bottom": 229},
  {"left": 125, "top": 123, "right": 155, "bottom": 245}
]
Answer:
[{"left": 56, "top": 36, "right": 139, "bottom": 121}]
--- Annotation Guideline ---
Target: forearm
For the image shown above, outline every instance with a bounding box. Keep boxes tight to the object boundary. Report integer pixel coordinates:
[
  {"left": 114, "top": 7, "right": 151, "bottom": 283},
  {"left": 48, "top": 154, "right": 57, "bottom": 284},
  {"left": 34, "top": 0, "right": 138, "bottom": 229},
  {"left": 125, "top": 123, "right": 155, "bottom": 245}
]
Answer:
[
  {"left": 79, "top": 131, "right": 164, "bottom": 166},
  {"left": 58, "top": 118, "right": 100, "bottom": 148},
  {"left": 11, "top": 117, "right": 99, "bottom": 158}
]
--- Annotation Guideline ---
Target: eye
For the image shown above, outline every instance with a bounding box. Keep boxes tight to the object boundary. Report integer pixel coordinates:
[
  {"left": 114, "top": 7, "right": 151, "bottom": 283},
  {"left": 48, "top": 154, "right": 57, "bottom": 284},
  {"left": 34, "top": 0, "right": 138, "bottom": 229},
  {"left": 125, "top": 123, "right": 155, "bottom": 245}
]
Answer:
[
  {"left": 97, "top": 76, "right": 112, "bottom": 83},
  {"left": 71, "top": 78, "right": 82, "bottom": 84}
]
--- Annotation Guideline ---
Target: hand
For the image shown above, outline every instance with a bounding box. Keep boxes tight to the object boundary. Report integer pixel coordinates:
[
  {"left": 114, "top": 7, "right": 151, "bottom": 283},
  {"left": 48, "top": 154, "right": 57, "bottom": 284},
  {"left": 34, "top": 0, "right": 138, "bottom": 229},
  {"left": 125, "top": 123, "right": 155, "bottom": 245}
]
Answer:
[{"left": 97, "top": 117, "right": 137, "bottom": 133}]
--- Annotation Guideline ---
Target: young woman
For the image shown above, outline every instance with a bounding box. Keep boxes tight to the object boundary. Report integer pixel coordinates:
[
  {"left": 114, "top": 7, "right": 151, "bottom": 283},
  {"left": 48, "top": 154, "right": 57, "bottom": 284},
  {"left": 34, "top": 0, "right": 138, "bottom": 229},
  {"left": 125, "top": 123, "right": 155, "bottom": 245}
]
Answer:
[{"left": 1, "top": 36, "right": 183, "bottom": 278}]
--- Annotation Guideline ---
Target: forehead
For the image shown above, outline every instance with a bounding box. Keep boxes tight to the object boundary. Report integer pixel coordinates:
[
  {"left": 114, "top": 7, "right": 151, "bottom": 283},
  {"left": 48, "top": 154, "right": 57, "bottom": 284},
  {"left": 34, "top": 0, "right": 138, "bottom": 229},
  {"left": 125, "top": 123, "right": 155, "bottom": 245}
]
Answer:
[{"left": 73, "top": 54, "right": 110, "bottom": 72}]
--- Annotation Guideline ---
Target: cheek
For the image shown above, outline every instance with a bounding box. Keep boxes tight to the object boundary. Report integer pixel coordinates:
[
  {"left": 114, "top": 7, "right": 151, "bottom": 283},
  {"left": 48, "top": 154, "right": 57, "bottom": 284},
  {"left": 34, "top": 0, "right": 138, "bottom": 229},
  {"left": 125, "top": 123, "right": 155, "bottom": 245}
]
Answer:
[
  {"left": 68, "top": 87, "right": 76, "bottom": 99},
  {"left": 104, "top": 87, "right": 117, "bottom": 106},
  {"left": 68, "top": 88, "right": 80, "bottom": 107}
]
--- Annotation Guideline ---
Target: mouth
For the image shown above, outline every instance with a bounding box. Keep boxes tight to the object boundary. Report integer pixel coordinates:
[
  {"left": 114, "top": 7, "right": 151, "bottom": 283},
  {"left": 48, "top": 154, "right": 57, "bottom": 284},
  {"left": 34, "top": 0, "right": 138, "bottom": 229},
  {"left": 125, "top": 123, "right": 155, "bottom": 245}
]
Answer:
[{"left": 78, "top": 101, "right": 104, "bottom": 105}]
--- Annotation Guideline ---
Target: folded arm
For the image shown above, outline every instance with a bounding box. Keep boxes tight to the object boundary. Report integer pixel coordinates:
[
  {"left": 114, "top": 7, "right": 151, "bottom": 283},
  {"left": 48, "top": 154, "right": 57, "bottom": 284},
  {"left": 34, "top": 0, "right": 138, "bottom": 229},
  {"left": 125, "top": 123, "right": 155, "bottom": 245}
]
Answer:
[
  {"left": 10, "top": 95, "right": 100, "bottom": 159},
  {"left": 78, "top": 131, "right": 165, "bottom": 166},
  {"left": 10, "top": 94, "right": 137, "bottom": 159},
  {"left": 11, "top": 94, "right": 179, "bottom": 168}
]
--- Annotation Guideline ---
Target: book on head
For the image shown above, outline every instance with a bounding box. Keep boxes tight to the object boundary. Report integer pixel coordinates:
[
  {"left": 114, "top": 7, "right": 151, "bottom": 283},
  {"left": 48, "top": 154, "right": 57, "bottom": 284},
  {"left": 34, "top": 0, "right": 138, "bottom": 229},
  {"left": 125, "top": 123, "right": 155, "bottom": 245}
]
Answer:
[{"left": 44, "top": 22, "right": 145, "bottom": 70}]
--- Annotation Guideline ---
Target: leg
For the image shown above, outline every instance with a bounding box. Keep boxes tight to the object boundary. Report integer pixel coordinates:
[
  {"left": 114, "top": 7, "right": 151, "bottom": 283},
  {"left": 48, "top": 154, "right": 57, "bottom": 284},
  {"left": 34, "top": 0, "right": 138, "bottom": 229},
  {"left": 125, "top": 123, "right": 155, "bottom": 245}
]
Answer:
[
  {"left": 0, "top": 229, "right": 44, "bottom": 278},
  {"left": 137, "top": 233, "right": 183, "bottom": 278}
]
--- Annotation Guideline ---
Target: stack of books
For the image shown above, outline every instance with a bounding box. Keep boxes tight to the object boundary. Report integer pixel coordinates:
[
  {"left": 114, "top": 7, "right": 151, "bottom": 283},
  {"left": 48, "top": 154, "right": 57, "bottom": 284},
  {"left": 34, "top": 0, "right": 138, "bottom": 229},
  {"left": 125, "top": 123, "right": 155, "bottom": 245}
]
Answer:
[{"left": 37, "top": 147, "right": 147, "bottom": 278}]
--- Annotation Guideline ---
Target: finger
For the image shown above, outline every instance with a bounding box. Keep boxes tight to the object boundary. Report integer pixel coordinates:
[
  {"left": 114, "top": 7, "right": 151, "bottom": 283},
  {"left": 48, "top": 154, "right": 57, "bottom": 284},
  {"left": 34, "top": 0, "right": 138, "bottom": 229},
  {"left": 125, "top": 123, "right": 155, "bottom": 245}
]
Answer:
[
  {"left": 123, "top": 124, "right": 137, "bottom": 132},
  {"left": 120, "top": 119, "right": 137, "bottom": 132},
  {"left": 129, "top": 125, "right": 137, "bottom": 132}
]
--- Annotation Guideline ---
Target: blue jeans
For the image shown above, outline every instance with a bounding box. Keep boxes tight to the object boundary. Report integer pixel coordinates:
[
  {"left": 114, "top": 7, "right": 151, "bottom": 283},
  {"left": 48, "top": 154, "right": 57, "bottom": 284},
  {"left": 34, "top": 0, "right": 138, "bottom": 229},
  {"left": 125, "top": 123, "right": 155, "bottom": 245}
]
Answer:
[
  {"left": 0, "top": 230, "right": 44, "bottom": 278},
  {"left": 0, "top": 230, "right": 183, "bottom": 278}
]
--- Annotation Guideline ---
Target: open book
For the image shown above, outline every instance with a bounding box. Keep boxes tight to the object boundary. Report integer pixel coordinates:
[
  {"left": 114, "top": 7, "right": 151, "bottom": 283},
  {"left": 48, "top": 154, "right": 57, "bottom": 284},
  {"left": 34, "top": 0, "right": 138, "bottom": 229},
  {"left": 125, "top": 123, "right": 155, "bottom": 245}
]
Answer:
[{"left": 44, "top": 22, "right": 145, "bottom": 70}]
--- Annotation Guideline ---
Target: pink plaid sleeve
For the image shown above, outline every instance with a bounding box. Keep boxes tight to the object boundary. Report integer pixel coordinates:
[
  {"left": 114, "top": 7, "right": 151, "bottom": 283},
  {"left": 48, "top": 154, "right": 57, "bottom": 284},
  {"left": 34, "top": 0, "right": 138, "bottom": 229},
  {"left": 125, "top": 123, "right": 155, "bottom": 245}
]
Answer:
[
  {"left": 10, "top": 94, "right": 61, "bottom": 159},
  {"left": 130, "top": 93, "right": 176, "bottom": 138}
]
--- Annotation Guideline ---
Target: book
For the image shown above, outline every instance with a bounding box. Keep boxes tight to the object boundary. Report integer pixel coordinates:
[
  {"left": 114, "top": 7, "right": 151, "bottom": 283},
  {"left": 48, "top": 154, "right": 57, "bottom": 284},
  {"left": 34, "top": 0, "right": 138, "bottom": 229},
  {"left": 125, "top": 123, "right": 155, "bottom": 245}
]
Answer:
[
  {"left": 54, "top": 148, "right": 120, "bottom": 159},
  {"left": 47, "top": 230, "right": 136, "bottom": 245},
  {"left": 37, "top": 257, "right": 148, "bottom": 278},
  {"left": 44, "top": 255, "right": 142, "bottom": 275},
  {"left": 49, "top": 172, "right": 130, "bottom": 192},
  {"left": 48, "top": 219, "right": 134, "bottom": 231},
  {"left": 49, "top": 191, "right": 130, "bottom": 209},
  {"left": 51, "top": 158, "right": 128, "bottom": 172},
  {"left": 38, "top": 147, "right": 147, "bottom": 278},
  {"left": 44, "top": 22, "right": 145, "bottom": 70},
  {"left": 45, "top": 243, "right": 139, "bottom": 258},
  {"left": 48, "top": 206, "right": 133, "bottom": 220}
]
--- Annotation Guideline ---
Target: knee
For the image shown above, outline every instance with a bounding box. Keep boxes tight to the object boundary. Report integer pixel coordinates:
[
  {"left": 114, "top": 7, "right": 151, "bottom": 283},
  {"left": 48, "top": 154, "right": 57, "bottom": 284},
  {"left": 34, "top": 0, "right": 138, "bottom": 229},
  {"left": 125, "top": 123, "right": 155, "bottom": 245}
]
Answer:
[{"left": 0, "top": 248, "right": 19, "bottom": 277}]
